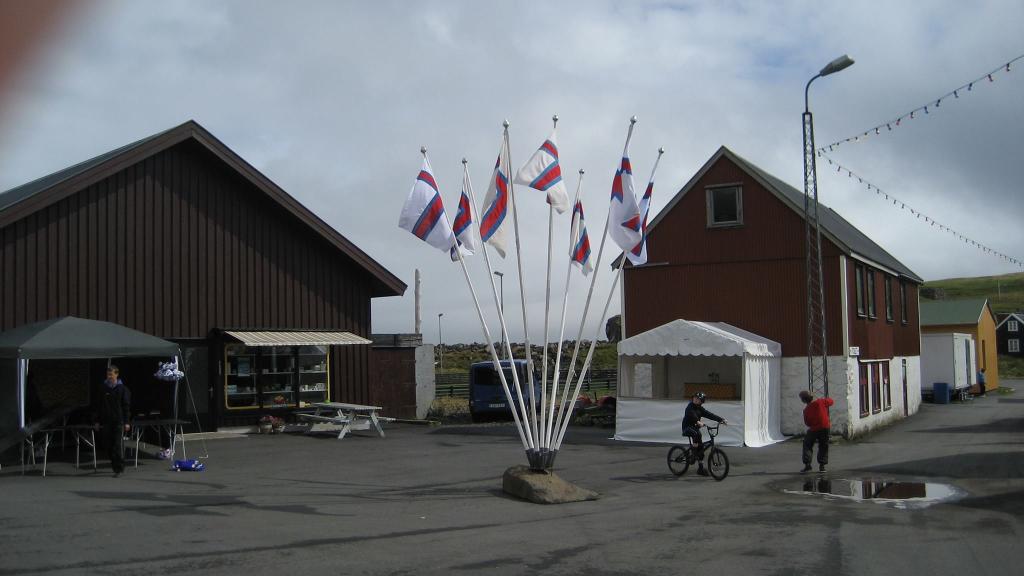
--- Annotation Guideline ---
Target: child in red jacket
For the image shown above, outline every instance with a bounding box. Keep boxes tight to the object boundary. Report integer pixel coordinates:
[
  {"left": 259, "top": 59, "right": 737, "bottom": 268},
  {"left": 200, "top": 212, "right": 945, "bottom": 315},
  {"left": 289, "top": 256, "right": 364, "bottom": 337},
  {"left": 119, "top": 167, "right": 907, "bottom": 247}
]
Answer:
[{"left": 799, "top": 390, "right": 833, "bottom": 473}]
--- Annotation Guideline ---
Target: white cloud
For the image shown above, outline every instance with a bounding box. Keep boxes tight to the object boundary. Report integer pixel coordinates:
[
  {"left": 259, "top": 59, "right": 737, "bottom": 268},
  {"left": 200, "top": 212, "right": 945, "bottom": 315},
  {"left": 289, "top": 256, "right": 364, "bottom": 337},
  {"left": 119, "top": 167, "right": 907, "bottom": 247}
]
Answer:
[{"left": 1, "top": 0, "right": 1022, "bottom": 343}]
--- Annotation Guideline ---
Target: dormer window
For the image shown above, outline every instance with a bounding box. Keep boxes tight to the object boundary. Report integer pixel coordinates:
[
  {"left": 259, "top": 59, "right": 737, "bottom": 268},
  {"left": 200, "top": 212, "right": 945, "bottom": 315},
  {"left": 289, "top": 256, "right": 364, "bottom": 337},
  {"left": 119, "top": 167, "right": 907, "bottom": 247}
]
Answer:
[{"left": 706, "top": 185, "right": 743, "bottom": 228}]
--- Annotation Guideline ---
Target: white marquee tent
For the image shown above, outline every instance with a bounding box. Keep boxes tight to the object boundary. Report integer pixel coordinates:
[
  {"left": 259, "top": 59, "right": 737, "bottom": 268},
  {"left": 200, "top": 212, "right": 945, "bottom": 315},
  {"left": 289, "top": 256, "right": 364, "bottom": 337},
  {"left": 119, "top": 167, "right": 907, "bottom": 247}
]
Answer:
[{"left": 615, "top": 319, "right": 785, "bottom": 447}]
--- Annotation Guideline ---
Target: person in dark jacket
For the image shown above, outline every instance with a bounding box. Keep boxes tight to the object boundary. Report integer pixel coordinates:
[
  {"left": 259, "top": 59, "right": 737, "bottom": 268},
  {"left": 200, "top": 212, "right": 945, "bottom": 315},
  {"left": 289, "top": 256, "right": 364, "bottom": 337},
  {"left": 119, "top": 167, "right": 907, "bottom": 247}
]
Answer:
[
  {"left": 681, "top": 392, "right": 727, "bottom": 476},
  {"left": 95, "top": 365, "right": 131, "bottom": 477},
  {"left": 799, "top": 390, "right": 833, "bottom": 473}
]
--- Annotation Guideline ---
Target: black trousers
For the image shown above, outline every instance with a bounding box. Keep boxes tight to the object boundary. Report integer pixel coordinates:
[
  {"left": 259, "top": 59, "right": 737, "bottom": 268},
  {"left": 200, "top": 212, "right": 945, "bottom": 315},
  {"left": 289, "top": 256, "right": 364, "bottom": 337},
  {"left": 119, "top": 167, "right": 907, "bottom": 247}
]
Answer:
[
  {"left": 683, "top": 426, "right": 705, "bottom": 462},
  {"left": 101, "top": 424, "right": 125, "bottom": 473},
  {"left": 802, "top": 429, "right": 829, "bottom": 466}
]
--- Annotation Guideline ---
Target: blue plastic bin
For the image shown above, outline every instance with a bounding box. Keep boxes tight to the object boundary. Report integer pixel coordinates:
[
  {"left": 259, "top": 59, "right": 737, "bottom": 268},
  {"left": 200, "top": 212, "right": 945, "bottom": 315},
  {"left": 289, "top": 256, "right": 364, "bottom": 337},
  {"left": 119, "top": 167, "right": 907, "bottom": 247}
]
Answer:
[{"left": 933, "top": 382, "right": 950, "bottom": 404}]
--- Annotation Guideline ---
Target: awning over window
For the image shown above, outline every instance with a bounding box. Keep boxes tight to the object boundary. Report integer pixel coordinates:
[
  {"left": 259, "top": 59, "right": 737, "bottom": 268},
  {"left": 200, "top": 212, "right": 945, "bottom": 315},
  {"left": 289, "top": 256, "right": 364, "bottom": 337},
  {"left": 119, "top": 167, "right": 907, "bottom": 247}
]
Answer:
[{"left": 224, "top": 330, "right": 371, "bottom": 347}]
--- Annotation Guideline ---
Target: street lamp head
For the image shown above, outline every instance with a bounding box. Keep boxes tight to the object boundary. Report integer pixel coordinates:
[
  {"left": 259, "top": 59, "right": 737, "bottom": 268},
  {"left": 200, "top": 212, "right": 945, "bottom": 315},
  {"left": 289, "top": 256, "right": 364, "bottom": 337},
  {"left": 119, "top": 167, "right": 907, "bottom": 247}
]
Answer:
[
  {"left": 819, "top": 54, "right": 854, "bottom": 77},
  {"left": 438, "top": 313, "right": 444, "bottom": 318},
  {"left": 493, "top": 271, "right": 503, "bottom": 278}
]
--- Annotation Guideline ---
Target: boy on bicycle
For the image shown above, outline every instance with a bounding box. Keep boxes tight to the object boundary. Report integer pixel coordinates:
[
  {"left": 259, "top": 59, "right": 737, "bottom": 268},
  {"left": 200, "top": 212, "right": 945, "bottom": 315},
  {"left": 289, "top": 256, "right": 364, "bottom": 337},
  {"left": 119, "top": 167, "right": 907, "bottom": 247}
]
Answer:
[{"left": 682, "top": 392, "right": 727, "bottom": 476}]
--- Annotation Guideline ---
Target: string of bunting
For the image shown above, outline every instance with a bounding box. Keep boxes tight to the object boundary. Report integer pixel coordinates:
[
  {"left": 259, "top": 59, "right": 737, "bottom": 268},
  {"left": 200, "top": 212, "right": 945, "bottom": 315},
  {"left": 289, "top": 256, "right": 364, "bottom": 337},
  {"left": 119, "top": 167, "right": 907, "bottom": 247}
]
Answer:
[
  {"left": 818, "top": 152, "right": 1024, "bottom": 269},
  {"left": 818, "top": 53, "right": 1024, "bottom": 154}
]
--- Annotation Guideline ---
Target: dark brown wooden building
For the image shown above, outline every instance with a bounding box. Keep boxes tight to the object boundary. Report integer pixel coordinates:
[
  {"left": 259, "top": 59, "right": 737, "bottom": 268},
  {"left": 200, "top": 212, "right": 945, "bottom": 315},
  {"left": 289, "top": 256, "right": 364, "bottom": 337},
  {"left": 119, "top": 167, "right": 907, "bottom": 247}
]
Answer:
[
  {"left": 621, "top": 146, "right": 923, "bottom": 436},
  {"left": 0, "top": 120, "right": 405, "bottom": 429}
]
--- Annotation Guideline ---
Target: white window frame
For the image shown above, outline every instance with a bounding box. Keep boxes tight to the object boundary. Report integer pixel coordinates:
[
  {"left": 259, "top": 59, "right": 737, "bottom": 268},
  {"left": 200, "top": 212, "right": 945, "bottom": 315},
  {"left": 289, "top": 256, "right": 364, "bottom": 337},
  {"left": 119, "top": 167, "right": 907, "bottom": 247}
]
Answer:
[
  {"left": 706, "top": 184, "right": 743, "bottom": 228},
  {"left": 1009, "top": 320, "right": 1019, "bottom": 333},
  {"left": 1010, "top": 339, "right": 1021, "bottom": 353}
]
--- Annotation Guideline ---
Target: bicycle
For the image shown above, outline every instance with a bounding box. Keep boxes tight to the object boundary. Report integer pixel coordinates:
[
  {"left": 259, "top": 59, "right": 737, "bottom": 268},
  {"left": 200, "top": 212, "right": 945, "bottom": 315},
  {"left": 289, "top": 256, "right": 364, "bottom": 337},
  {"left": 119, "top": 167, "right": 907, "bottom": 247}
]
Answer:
[{"left": 666, "top": 423, "right": 730, "bottom": 481}]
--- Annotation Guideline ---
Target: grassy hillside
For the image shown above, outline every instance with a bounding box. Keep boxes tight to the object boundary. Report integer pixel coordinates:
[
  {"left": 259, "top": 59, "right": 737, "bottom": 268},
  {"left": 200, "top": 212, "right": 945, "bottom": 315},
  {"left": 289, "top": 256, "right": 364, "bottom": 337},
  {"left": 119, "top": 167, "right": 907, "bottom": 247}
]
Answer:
[{"left": 922, "top": 272, "right": 1024, "bottom": 314}]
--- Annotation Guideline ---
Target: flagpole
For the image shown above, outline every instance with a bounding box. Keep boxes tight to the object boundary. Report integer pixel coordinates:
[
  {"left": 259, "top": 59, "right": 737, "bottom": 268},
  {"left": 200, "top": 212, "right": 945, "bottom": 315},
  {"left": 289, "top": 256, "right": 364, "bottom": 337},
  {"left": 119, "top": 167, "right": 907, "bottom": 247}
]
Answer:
[
  {"left": 536, "top": 115, "right": 562, "bottom": 448},
  {"left": 551, "top": 117, "right": 635, "bottom": 439},
  {"left": 504, "top": 120, "right": 542, "bottom": 458},
  {"left": 546, "top": 168, "right": 583, "bottom": 449},
  {"left": 422, "top": 146, "right": 530, "bottom": 452},
  {"left": 554, "top": 264, "right": 623, "bottom": 450},
  {"left": 462, "top": 156, "right": 536, "bottom": 449}
]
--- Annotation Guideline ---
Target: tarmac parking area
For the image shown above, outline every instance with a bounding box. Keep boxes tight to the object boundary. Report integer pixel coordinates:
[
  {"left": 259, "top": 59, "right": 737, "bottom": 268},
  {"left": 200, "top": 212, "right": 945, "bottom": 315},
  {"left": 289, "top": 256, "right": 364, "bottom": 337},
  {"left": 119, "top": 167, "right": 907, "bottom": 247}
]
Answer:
[{"left": 2, "top": 390, "right": 1022, "bottom": 576}]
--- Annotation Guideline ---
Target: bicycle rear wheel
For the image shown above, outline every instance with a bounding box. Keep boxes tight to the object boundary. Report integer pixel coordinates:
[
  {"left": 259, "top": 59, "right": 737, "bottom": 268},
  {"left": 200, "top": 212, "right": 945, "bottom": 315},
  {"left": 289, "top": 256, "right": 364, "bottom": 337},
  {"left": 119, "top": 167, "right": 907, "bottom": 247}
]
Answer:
[
  {"left": 707, "top": 447, "right": 729, "bottom": 481},
  {"left": 667, "top": 445, "right": 690, "bottom": 476}
]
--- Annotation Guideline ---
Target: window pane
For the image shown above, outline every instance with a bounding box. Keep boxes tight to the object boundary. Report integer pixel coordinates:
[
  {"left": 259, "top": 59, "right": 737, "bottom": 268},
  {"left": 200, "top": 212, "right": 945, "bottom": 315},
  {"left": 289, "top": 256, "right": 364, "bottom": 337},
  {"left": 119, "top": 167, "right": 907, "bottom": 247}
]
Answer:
[
  {"left": 900, "top": 282, "right": 908, "bottom": 323},
  {"left": 709, "top": 187, "right": 741, "bottom": 225},
  {"left": 260, "top": 346, "right": 296, "bottom": 409},
  {"left": 885, "top": 277, "right": 893, "bottom": 321},
  {"left": 1010, "top": 320, "right": 1019, "bottom": 332},
  {"left": 882, "top": 363, "right": 891, "bottom": 410},
  {"left": 871, "top": 363, "right": 881, "bottom": 413},
  {"left": 225, "top": 344, "right": 258, "bottom": 409},
  {"left": 867, "top": 270, "right": 876, "bottom": 318},
  {"left": 1011, "top": 339, "right": 1020, "bottom": 353},
  {"left": 859, "top": 364, "right": 869, "bottom": 417},
  {"left": 855, "top": 266, "right": 865, "bottom": 316},
  {"left": 298, "top": 345, "right": 330, "bottom": 407}
]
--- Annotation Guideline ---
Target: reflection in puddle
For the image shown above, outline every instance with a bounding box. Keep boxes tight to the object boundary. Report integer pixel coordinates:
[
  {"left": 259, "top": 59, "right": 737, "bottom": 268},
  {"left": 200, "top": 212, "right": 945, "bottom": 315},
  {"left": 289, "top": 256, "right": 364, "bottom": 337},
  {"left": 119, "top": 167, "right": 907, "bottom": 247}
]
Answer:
[{"left": 786, "top": 478, "right": 963, "bottom": 509}]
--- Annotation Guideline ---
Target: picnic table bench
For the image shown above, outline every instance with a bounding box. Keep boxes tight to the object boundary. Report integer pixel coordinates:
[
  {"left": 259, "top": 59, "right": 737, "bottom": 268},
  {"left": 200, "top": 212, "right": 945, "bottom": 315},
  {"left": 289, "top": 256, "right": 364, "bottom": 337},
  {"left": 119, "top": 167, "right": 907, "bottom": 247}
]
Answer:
[{"left": 297, "top": 402, "right": 394, "bottom": 439}]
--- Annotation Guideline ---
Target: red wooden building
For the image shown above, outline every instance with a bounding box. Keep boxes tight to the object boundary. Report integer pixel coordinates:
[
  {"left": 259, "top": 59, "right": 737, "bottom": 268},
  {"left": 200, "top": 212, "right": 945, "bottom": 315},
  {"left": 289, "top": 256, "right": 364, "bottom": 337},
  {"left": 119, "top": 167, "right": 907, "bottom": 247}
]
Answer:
[
  {"left": 0, "top": 120, "right": 406, "bottom": 431},
  {"left": 622, "top": 146, "right": 923, "bottom": 436}
]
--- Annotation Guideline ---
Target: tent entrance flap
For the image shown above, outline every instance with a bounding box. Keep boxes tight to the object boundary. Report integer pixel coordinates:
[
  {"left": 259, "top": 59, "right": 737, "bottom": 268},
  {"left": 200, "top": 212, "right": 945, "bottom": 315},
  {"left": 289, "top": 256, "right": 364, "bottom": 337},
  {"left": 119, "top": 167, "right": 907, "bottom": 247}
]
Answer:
[{"left": 223, "top": 331, "right": 371, "bottom": 347}]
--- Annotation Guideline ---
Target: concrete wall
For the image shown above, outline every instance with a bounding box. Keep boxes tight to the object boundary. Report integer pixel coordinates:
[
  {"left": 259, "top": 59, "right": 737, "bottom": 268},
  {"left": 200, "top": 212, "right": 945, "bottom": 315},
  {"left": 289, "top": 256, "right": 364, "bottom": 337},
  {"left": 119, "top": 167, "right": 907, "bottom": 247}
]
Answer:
[
  {"left": 780, "top": 355, "right": 920, "bottom": 438},
  {"left": 780, "top": 356, "right": 849, "bottom": 436},
  {"left": 415, "top": 344, "right": 435, "bottom": 420},
  {"left": 846, "top": 356, "right": 921, "bottom": 437}
]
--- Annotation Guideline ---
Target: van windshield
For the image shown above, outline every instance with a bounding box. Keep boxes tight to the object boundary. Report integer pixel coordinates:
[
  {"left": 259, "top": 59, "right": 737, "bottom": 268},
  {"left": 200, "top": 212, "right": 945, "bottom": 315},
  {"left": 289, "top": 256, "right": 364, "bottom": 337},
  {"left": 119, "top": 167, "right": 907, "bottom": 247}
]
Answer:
[{"left": 473, "top": 366, "right": 519, "bottom": 387}]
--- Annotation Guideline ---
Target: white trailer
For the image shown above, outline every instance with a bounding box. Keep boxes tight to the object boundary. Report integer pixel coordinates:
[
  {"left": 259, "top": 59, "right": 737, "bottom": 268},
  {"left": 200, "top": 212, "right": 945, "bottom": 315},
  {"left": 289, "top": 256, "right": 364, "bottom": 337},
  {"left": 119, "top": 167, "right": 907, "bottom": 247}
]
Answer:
[{"left": 920, "top": 333, "right": 977, "bottom": 395}]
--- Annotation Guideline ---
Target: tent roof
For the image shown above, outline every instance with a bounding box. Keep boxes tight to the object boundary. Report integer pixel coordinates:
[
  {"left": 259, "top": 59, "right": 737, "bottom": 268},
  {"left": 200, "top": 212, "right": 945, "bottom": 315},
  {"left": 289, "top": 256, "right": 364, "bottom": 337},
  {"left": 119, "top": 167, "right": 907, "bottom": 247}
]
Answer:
[
  {"left": 617, "top": 319, "right": 781, "bottom": 358},
  {"left": 0, "top": 317, "right": 180, "bottom": 359}
]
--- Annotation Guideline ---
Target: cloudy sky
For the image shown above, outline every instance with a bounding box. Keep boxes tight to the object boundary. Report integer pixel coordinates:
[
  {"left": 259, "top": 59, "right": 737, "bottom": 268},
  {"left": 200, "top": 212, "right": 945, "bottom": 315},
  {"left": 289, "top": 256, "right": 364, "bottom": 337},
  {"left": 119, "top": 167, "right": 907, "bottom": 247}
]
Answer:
[{"left": 0, "top": 1, "right": 1021, "bottom": 343}]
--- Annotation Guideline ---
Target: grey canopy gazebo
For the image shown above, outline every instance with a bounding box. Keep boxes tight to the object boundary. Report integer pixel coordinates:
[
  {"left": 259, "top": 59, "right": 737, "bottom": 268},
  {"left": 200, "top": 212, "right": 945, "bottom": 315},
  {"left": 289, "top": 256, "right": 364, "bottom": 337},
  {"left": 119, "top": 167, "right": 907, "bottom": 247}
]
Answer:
[{"left": 0, "top": 316, "right": 180, "bottom": 431}]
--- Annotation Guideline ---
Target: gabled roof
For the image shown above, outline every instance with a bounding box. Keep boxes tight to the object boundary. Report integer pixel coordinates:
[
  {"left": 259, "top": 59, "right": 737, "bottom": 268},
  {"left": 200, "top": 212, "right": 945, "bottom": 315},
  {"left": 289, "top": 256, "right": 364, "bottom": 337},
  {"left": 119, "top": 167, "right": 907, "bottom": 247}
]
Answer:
[
  {"left": 996, "top": 312, "right": 1024, "bottom": 330},
  {"left": 627, "top": 146, "right": 922, "bottom": 282},
  {"left": 919, "top": 298, "right": 992, "bottom": 326},
  {"left": 0, "top": 120, "right": 405, "bottom": 297}
]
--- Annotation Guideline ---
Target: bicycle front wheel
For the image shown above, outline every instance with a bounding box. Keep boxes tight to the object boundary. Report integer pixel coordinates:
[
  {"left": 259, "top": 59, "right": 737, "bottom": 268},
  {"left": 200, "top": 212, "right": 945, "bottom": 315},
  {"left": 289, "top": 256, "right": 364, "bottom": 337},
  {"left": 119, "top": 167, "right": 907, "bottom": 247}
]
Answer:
[
  {"left": 707, "top": 447, "right": 730, "bottom": 481},
  {"left": 667, "top": 445, "right": 690, "bottom": 476}
]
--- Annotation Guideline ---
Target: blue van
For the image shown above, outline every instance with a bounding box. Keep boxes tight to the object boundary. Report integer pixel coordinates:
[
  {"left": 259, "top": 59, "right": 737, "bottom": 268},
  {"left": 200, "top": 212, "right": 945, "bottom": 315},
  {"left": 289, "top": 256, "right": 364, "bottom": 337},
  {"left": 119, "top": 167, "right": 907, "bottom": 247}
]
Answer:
[{"left": 469, "top": 360, "right": 541, "bottom": 423}]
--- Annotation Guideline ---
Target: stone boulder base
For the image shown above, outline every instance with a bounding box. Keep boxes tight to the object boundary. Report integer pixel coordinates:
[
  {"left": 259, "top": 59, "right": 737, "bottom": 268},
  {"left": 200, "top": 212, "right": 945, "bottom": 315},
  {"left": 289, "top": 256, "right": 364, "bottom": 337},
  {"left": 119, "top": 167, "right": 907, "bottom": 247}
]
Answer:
[{"left": 502, "top": 465, "right": 600, "bottom": 504}]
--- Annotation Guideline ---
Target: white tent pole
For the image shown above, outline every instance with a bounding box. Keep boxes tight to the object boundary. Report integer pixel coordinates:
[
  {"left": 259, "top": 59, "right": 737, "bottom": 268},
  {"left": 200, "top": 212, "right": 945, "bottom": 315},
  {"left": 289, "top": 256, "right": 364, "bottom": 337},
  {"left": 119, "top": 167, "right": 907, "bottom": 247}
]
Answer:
[
  {"left": 17, "top": 358, "right": 28, "bottom": 429},
  {"left": 554, "top": 264, "right": 623, "bottom": 450},
  {"left": 504, "top": 124, "right": 540, "bottom": 446},
  {"left": 462, "top": 156, "right": 535, "bottom": 448},
  {"left": 546, "top": 170, "right": 583, "bottom": 448}
]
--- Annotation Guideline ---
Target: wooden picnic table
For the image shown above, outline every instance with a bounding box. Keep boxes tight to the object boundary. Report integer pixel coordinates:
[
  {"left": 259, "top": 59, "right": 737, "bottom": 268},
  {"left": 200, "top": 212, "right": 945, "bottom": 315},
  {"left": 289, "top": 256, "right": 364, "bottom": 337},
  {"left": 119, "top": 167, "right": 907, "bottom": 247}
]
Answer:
[{"left": 297, "top": 402, "right": 393, "bottom": 439}]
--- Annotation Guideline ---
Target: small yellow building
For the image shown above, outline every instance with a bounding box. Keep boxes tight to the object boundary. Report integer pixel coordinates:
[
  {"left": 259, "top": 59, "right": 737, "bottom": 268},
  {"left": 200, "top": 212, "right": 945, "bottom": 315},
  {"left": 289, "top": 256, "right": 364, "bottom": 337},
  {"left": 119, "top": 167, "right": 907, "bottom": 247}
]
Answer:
[{"left": 920, "top": 298, "right": 999, "bottom": 393}]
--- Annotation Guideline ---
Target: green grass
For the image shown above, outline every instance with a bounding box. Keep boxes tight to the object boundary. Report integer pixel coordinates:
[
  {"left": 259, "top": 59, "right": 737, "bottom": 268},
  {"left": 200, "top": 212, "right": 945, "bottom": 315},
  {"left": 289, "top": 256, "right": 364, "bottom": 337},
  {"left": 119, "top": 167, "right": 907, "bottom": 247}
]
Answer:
[
  {"left": 998, "top": 355, "right": 1024, "bottom": 378},
  {"left": 923, "top": 272, "right": 1024, "bottom": 314}
]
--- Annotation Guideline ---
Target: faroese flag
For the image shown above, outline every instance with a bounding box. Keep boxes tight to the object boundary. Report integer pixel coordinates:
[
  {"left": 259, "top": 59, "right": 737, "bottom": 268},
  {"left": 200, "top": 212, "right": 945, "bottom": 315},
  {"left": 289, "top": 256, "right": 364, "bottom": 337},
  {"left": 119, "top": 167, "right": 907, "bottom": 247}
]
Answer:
[{"left": 399, "top": 157, "right": 456, "bottom": 253}]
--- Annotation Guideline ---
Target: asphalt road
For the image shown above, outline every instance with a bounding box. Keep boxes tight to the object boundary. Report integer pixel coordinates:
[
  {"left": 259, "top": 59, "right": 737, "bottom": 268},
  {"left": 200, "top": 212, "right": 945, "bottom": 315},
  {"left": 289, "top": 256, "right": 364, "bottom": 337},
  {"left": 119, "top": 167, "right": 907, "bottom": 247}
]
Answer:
[{"left": 1, "top": 392, "right": 1021, "bottom": 576}]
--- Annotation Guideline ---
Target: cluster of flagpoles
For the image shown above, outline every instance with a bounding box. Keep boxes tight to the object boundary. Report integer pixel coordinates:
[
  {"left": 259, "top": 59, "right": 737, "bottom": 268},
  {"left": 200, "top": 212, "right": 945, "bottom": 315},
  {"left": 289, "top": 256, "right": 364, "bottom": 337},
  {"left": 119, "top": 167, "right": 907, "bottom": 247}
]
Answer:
[
  {"left": 820, "top": 152, "right": 1024, "bottom": 269},
  {"left": 398, "top": 116, "right": 663, "bottom": 470}
]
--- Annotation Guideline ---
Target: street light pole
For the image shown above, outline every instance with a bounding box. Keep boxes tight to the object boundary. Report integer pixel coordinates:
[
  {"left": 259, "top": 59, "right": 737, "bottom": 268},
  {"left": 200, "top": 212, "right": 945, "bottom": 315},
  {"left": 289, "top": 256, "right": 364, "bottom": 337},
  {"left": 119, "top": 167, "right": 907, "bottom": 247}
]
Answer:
[
  {"left": 803, "top": 54, "right": 854, "bottom": 399},
  {"left": 438, "top": 312, "right": 444, "bottom": 372}
]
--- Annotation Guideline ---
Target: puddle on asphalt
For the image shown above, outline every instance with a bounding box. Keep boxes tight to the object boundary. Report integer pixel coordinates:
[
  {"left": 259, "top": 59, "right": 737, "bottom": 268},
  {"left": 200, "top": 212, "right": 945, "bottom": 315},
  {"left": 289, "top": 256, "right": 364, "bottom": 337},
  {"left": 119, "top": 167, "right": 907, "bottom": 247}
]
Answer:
[{"left": 784, "top": 478, "right": 964, "bottom": 509}]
